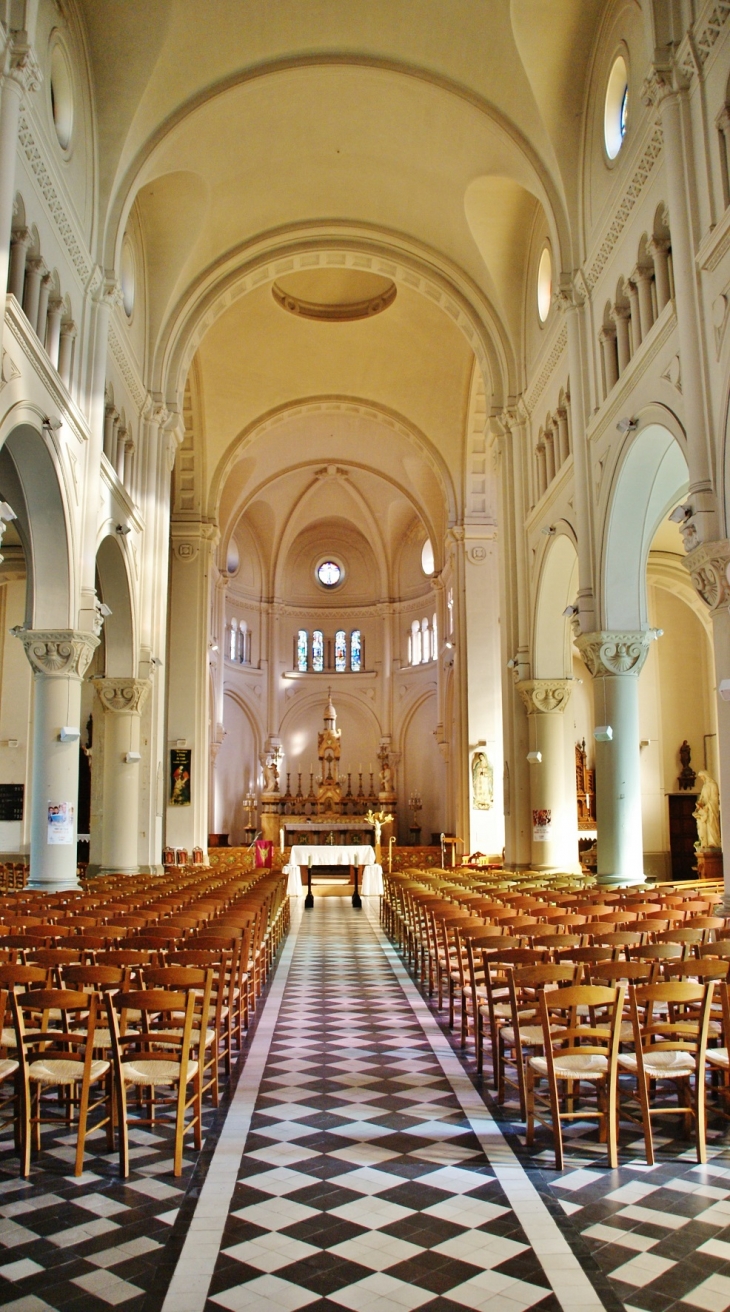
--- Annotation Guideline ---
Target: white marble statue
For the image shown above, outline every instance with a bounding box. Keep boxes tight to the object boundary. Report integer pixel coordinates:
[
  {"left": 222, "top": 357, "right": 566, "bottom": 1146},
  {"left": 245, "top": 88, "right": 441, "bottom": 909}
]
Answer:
[{"left": 694, "top": 771, "right": 721, "bottom": 850}]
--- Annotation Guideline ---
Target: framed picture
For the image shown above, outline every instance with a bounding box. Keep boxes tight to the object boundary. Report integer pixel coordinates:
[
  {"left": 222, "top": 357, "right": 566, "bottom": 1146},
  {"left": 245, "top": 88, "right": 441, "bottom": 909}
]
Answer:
[{"left": 169, "top": 749, "right": 191, "bottom": 807}]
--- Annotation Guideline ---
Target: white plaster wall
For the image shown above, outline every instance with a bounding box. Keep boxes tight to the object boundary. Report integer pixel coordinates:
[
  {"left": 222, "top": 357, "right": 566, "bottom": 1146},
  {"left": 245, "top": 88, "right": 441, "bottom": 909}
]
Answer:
[
  {"left": 401, "top": 690, "right": 445, "bottom": 845},
  {"left": 216, "top": 694, "right": 257, "bottom": 844}
]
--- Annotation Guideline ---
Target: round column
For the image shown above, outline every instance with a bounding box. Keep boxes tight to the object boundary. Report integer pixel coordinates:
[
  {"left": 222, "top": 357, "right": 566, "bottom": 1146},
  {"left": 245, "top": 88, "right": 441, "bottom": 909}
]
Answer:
[
  {"left": 517, "top": 679, "right": 579, "bottom": 872},
  {"left": 17, "top": 630, "right": 99, "bottom": 891},
  {"left": 576, "top": 631, "right": 653, "bottom": 886},
  {"left": 57, "top": 320, "right": 76, "bottom": 387},
  {"left": 93, "top": 678, "right": 151, "bottom": 875},
  {"left": 7, "top": 227, "right": 30, "bottom": 303}
]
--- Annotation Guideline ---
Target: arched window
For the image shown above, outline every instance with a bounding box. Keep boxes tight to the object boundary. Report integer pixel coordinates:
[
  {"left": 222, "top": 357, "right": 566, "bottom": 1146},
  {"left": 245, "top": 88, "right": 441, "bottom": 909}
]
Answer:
[
  {"left": 350, "top": 630, "right": 362, "bottom": 672},
  {"left": 335, "top": 630, "right": 347, "bottom": 672},
  {"left": 297, "top": 630, "right": 308, "bottom": 672},
  {"left": 432, "top": 613, "right": 438, "bottom": 661},
  {"left": 229, "top": 619, "right": 238, "bottom": 661},
  {"left": 411, "top": 619, "right": 421, "bottom": 666},
  {"left": 312, "top": 630, "right": 324, "bottom": 673},
  {"left": 421, "top": 617, "right": 430, "bottom": 664}
]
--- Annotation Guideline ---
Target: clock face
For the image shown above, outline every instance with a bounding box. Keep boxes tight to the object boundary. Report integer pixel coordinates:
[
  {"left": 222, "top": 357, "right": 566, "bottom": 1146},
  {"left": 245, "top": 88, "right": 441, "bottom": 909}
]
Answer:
[{"left": 317, "top": 561, "right": 341, "bottom": 587}]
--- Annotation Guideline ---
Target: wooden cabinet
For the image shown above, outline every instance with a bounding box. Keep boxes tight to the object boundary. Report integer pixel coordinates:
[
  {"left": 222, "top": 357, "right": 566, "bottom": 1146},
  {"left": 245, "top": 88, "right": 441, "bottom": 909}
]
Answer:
[{"left": 668, "top": 793, "right": 698, "bottom": 881}]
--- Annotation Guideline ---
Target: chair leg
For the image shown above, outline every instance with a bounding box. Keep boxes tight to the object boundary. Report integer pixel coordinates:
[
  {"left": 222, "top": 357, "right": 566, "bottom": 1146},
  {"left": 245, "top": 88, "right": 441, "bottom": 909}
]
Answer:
[
  {"left": 695, "top": 1072, "right": 708, "bottom": 1165},
  {"left": 606, "top": 1071, "right": 619, "bottom": 1169},
  {"left": 636, "top": 1074, "right": 655, "bottom": 1166},
  {"left": 116, "top": 1080, "right": 129, "bottom": 1178},
  {"left": 549, "top": 1076, "right": 564, "bottom": 1172},
  {"left": 74, "top": 1079, "right": 91, "bottom": 1177},
  {"left": 173, "top": 1080, "right": 188, "bottom": 1177},
  {"left": 525, "top": 1064, "right": 535, "bottom": 1146},
  {"left": 19, "top": 1073, "right": 30, "bottom": 1178}
]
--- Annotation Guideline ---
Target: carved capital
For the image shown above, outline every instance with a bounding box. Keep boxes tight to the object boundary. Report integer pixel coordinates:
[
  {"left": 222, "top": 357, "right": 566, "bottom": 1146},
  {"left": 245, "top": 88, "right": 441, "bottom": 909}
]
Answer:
[
  {"left": 575, "top": 630, "right": 655, "bottom": 678},
  {"left": 517, "top": 679, "right": 573, "bottom": 715},
  {"left": 683, "top": 539, "right": 730, "bottom": 612},
  {"left": 5, "top": 42, "right": 42, "bottom": 96},
  {"left": 641, "top": 66, "right": 673, "bottom": 109},
  {"left": 93, "top": 677, "right": 151, "bottom": 715},
  {"left": 15, "top": 629, "right": 98, "bottom": 679}
]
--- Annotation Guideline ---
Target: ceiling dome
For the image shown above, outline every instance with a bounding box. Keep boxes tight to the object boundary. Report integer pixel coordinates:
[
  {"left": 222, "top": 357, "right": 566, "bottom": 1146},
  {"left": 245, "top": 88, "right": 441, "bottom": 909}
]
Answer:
[{"left": 272, "top": 269, "right": 397, "bottom": 322}]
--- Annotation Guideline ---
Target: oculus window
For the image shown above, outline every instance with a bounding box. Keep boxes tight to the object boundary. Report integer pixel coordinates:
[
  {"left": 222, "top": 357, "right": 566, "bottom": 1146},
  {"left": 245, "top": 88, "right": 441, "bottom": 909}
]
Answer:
[
  {"left": 316, "top": 560, "right": 342, "bottom": 588},
  {"left": 537, "top": 246, "right": 552, "bottom": 323},
  {"left": 604, "top": 55, "right": 628, "bottom": 160}
]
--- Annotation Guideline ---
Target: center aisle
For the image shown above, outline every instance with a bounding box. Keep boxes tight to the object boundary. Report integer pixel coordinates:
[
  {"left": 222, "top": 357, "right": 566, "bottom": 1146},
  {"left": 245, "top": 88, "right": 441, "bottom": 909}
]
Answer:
[{"left": 167, "top": 900, "right": 611, "bottom": 1312}]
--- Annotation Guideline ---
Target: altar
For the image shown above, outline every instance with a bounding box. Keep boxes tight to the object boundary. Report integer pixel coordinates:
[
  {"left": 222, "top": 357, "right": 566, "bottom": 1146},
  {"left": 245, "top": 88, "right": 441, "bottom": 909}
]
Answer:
[{"left": 285, "top": 844, "right": 384, "bottom": 897}]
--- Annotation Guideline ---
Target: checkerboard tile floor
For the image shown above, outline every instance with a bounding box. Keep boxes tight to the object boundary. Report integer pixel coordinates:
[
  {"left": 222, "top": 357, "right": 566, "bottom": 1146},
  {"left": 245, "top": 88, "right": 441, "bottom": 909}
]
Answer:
[{"left": 5, "top": 899, "right": 730, "bottom": 1311}]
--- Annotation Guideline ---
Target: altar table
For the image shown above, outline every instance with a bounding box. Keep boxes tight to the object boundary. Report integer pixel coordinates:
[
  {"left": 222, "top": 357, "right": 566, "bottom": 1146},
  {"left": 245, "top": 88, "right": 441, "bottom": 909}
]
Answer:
[{"left": 285, "top": 844, "right": 384, "bottom": 896}]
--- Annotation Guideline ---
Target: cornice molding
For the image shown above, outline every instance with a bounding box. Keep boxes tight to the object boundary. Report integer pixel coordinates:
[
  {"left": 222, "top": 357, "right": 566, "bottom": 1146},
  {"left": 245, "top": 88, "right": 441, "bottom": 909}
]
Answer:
[{"left": 17, "top": 111, "right": 90, "bottom": 285}]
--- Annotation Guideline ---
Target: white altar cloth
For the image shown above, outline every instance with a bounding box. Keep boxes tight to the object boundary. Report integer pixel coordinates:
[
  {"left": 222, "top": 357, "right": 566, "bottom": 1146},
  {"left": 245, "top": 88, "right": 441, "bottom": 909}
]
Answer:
[{"left": 285, "top": 844, "right": 383, "bottom": 896}]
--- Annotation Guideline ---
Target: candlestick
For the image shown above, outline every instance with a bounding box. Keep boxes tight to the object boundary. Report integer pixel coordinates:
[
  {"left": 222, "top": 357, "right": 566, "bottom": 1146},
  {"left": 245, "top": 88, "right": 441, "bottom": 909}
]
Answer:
[{"left": 280, "top": 828, "right": 284, "bottom": 852}]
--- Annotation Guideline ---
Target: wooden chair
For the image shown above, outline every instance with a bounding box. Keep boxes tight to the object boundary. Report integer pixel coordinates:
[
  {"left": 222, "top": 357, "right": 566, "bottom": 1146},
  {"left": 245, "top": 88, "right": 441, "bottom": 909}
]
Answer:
[
  {"left": 617, "top": 980, "right": 715, "bottom": 1165},
  {"left": 500, "top": 964, "right": 577, "bottom": 1117},
  {"left": 12, "top": 988, "right": 113, "bottom": 1177},
  {"left": 478, "top": 946, "right": 547, "bottom": 1083},
  {"left": 526, "top": 982, "right": 626, "bottom": 1169},
  {"left": 143, "top": 967, "right": 216, "bottom": 1105},
  {"left": 106, "top": 984, "right": 209, "bottom": 1176}
]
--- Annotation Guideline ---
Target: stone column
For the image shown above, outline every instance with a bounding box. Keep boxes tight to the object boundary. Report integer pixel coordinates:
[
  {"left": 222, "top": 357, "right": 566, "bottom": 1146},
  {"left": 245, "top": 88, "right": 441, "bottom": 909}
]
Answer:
[
  {"left": 576, "top": 630, "right": 654, "bottom": 885},
  {"left": 558, "top": 280, "right": 596, "bottom": 630},
  {"left": 556, "top": 407, "right": 570, "bottom": 465},
  {"left": 0, "top": 42, "right": 40, "bottom": 304},
  {"left": 611, "top": 304, "right": 632, "bottom": 374},
  {"left": 92, "top": 677, "right": 151, "bottom": 874},
  {"left": 536, "top": 442, "right": 547, "bottom": 498},
  {"left": 16, "top": 629, "right": 98, "bottom": 890},
  {"left": 627, "top": 278, "right": 642, "bottom": 352},
  {"left": 22, "top": 256, "right": 44, "bottom": 330},
  {"left": 517, "top": 679, "right": 578, "bottom": 872},
  {"left": 115, "top": 424, "right": 128, "bottom": 483},
  {"left": 599, "top": 326, "right": 618, "bottom": 395},
  {"left": 7, "top": 226, "right": 29, "bottom": 302},
  {"left": 498, "top": 412, "right": 531, "bottom": 867},
  {"left": 45, "top": 294, "right": 63, "bottom": 368},
  {"left": 684, "top": 540, "right": 730, "bottom": 903},
  {"left": 57, "top": 319, "right": 76, "bottom": 387},
  {"left": 632, "top": 266, "right": 655, "bottom": 340},
  {"left": 35, "top": 270, "right": 51, "bottom": 341},
  {"left": 648, "top": 237, "right": 672, "bottom": 312},
  {"left": 544, "top": 428, "right": 556, "bottom": 484},
  {"left": 103, "top": 404, "right": 118, "bottom": 463},
  {"left": 646, "top": 69, "right": 716, "bottom": 540}
]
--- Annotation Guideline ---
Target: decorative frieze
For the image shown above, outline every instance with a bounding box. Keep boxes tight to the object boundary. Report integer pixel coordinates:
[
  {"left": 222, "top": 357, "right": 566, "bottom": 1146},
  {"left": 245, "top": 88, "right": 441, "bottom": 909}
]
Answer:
[
  {"left": 93, "top": 678, "right": 151, "bottom": 715},
  {"left": 15, "top": 629, "right": 98, "bottom": 680},
  {"left": 516, "top": 679, "right": 573, "bottom": 715},
  {"left": 585, "top": 127, "right": 664, "bottom": 291},
  {"left": 575, "top": 630, "right": 655, "bottom": 678}
]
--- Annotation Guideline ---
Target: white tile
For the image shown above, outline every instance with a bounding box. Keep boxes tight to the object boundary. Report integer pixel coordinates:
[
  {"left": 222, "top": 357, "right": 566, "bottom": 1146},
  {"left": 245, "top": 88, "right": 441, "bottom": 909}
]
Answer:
[
  {"left": 604, "top": 1182, "right": 658, "bottom": 1204},
  {"left": 242, "top": 1168, "right": 317, "bottom": 1197},
  {"left": 327, "top": 1122, "right": 393, "bottom": 1141},
  {"left": 73, "top": 1268, "right": 145, "bottom": 1306},
  {"left": 683, "top": 1275, "right": 730, "bottom": 1312},
  {"left": 445, "top": 1267, "right": 551, "bottom": 1311},
  {"left": 246, "top": 1144, "right": 319, "bottom": 1167},
  {"left": 616, "top": 1204, "right": 690, "bottom": 1230},
  {"left": 582, "top": 1223, "right": 657, "bottom": 1253},
  {"left": 697, "top": 1200, "right": 730, "bottom": 1226},
  {"left": 329, "top": 1231, "right": 423, "bottom": 1271},
  {"left": 329, "top": 1271, "right": 434, "bottom": 1310},
  {"left": 699, "top": 1239, "right": 730, "bottom": 1261},
  {"left": 156, "top": 1208, "right": 180, "bottom": 1226},
  {"left": 423, "top": 1196, "right": 508, "bottom": 1227},
  {"left": 211, "top": 1273, "right": 319, "bottom": 1310},
  {"left": 125, "top": 1177, "right": 181, "bottom": 1201},
  {"left": 87, "top": 1236, "right": 163, "bottom": 1267},
  {"left": 407, "top": 1144, "right": 479, "bottom": 1164},
  {"left": 552, "top": 1170, "right": 603, "bottom": 1192},
  {"left": 558, "top": 1200, "right": 582, "bottom": 1216},
  {"left": 416, "top": 1166, "right": 491, "bottom": 1194},
  {"left": 329, "top": 1167, "right": 402, "bottom": 1196},
  {"left": 0, "top": 1258, "right": 44, "bottom": 1281},
  {"left": 256, "top": 1122, "right": 316, "bottom": 1143},
  {"left": 232, "top": 1197, "right": 319, "bottom": 1231},
  {"left": 609, "top": 1253, "right": 676, "bottom": 1288},
  {"left": 431, "top": 1230, "right": 527, "bottom": 1269},
  {"left": 327, "top": 1145, "right": 399, "bottom": 1166},
  {"left": 223, "top": 1233, "right": 321, "bottom": 1273},
  {"left": 48, "top": 1216, "right": 119, "bottom": 1248},
  {"left": 71, "top": 1192, "right": 129, "bottom": 1217},
  {"left": 330, "top": 1195, "right": 413, "bottom": 1229},
  {"left": 0, "top": 1193, "right": 65, "bottom": 1218}
]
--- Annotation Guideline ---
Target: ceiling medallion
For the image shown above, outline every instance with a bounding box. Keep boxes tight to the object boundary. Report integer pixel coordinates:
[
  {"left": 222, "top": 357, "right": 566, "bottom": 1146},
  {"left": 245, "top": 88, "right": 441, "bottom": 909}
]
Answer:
[{"left": 271, "top": 269, "right": 397, "bottom": 322}]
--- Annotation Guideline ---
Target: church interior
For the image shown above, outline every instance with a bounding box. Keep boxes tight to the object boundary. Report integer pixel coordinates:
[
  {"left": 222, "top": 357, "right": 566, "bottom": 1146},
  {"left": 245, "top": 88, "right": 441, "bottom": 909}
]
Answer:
[{"left": 0, "top": 1, "right": 729, "bottom": 1309}]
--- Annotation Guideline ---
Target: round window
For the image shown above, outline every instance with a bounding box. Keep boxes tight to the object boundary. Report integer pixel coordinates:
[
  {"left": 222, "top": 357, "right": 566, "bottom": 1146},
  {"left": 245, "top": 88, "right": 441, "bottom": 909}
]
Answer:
[
  {"left": 421, "top": 539, "right": 434, "bottom": 575},
  {"left": 604, "top": 55, "right": 628, "bottom": 160},
  {"left": 120, "top": 238, "right": 135, "bottom": 319},
  {"left": 537, "top": 246, "right": 552, "bottom": 324},
  {"left": 50, "top": 42, "right": 74, "bottom": 151},
  {"left": 316, "top": 560, "right": 342, "bottom": 588}
]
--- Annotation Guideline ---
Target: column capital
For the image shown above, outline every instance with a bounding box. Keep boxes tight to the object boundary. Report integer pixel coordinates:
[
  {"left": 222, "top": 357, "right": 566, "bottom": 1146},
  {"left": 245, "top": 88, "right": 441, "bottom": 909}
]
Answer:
[
  {"left": 93, "top": 677, "right": 151, "bottom": 714},
  {"left": 15, "top": 628, "right": 98, "bottom": 679},
  {"left": 683, "top": 538, "right": 730, "bottom": 611},
  {"left": 575, "top": 630, "right": 656, "bottom": 677},
  {"left": 4, "top": 41, "right": 42, "bottom": 97},
  {"left": 59, "top": 319, "right": 77, "bottom": 340},
  {"left": 516, "top": 679, "right": 573, "bottom": 715},
  {"left": 10, "top": 225, "right": 31, "bottom": 248},
  {"left": 610, "top": 303, "right": 631, "bottom": 322},
  {"left": 598, "top": 324, "right": 616, "bottom": 343}
]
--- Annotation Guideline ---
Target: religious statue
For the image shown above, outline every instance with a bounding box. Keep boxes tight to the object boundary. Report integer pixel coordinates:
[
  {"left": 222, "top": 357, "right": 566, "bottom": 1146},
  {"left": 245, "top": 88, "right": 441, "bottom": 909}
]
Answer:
[
  {"left": 678, "top": 739, "right": 697, "bottom": 791},
  {"left": 380, "top": 761, "right": 395, "bottom": 794},
  {"left": 262, "top": 758, "right": 279, "bottom": 794},
  {"left": 693, "top": 771, "right": 721, "bottom": 850},
  {"left": 471, "top": 751, "right": 493, "bottom": 811},
  {"left": 365, "top": 808, "right": 394, "bottom": 861}
]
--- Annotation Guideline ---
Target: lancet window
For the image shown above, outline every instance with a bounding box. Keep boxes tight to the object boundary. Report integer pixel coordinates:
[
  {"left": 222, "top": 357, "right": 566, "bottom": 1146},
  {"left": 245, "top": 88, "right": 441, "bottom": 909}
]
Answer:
[
  {"left": 312, "top": 630, "right": 324, "bottom": 673},
  {"left": 335, "top": 630, "right": 347, "bottom": 672},
  {"left": 297, "top": 630, "right": 308, "bottom": 672},
  {"left": 292, "top": 629, "right": 364, "bottom": 672}
]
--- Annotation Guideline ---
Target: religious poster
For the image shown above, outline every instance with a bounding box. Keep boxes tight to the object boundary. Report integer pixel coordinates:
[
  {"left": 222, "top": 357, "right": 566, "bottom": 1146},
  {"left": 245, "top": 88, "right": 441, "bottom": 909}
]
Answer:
[
  {"left": 170, "top": 749, "right": 192, "bottom": 806},
  {"left": 532, "top": 808, "right": 552, "bottom": 842},
  {"left": 47, "top": 801, "right": 74, "bottom": 845}
]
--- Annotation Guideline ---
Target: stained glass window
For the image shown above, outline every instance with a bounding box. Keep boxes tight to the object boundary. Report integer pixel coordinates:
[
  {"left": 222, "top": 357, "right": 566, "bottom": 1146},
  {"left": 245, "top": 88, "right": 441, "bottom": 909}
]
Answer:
[
  {"left": 335, "top": 630, "right": 347, "bottom": 672},
  {"left": 312, "top": 630, "right": 324, "bottom": 672},
  {"left": 297, "top": 629, "right": 308, "bottom": 672},
  {"left": 350, "top": 630, "right": 362, "bottom": 672},
  {"left": 317, "top": 561, "right": 341, "bottom": 587}
]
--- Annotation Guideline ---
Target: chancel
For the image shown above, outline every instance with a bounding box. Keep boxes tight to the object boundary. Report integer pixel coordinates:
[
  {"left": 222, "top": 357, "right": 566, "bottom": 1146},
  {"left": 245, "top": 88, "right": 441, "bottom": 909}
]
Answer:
[{"left": 0, "top": 3, "right": 729, "bottom": 1309}]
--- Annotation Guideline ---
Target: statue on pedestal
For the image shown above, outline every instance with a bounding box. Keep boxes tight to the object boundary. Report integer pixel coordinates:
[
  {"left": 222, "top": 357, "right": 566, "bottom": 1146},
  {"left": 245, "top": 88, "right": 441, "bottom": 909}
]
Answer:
[
  {"left": 693, "top": 771, "right": 721, "bottom": 850},
  {"left": 471, "top": 751, "right": 493, "bottom": 810}
]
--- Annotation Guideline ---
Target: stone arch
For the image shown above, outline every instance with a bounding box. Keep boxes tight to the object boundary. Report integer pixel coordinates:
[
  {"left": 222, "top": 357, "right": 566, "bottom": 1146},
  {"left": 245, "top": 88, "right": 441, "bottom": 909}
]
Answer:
[
  {"left": 95, "top": 534, "right": 134, "bottom": 676},
  {"left": 0, "top": 421, "right": 72, "bottom": 628},
  {"left": 534, "top": 532, "right": 579, "bottom": 679},
  {"left": 602, "top": 418, "right": 689, "bottom": 631}
]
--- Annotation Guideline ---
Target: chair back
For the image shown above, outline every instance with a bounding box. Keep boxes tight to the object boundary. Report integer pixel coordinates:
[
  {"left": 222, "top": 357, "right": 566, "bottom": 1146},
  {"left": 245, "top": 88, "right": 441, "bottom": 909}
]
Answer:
[{"left": 539, "top": 983, "right": 626, "bottom": 1073}]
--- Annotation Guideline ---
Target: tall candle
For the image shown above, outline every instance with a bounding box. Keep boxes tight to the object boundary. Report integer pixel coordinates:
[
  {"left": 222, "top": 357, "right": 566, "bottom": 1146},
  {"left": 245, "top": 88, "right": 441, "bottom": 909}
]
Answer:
[{"left": 280, "top": 828, "right": 284, "bottom": 853}]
